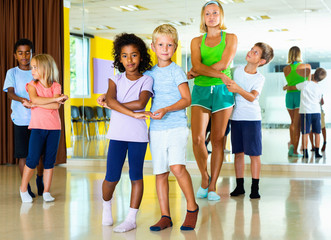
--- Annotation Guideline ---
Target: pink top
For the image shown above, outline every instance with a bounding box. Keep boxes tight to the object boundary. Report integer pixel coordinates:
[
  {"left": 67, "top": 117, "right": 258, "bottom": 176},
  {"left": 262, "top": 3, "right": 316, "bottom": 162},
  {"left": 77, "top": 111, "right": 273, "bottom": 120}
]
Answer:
[{"left": 26, "top": 80, "right": 62, "bottom": 130}]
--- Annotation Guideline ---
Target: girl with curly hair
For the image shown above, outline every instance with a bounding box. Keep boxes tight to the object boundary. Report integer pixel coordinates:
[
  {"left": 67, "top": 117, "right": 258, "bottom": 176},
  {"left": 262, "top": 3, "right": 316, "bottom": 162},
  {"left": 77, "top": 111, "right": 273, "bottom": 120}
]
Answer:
[{"left": 97, "top": 33, "right": 153, "bottom": 232}]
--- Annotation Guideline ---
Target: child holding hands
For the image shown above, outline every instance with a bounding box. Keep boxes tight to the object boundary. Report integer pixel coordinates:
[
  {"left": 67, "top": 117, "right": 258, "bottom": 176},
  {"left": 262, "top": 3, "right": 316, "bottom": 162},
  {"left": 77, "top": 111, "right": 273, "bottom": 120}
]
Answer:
[
  {"left": 227, "top": 42, "right": 274, "bottom": 199},
  {"left": 284, "top": 68, "right": 327, "bottom": 159},
  {"left": 146, "top": 24, "right": 199, "bottom": 231},
  {"left": 98, "top": 33, "right": 153, "bottom": 233},
  {"left": 20, "top": 54, "right": 68, "bottom": 203}
]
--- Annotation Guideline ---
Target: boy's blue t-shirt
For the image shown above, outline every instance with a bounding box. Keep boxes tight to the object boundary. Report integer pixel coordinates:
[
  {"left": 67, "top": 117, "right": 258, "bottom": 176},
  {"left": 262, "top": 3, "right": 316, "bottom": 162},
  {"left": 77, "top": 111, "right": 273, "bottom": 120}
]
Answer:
[
  {"left": 3, "top": 66, "right": 32, "bottom": 126},
  {"left": 145, "top": 62, "right": 188, "bottom": 131}
]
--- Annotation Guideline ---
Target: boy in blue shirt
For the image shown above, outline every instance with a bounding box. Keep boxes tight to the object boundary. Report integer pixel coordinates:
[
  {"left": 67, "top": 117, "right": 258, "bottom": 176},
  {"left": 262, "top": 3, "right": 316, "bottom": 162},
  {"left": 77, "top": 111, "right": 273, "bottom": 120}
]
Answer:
[
  {"left": 3, "top": 39, "right": 44, "bottom": 197},
  {"left": 146, "top": 24, "right": 198, "bottom": 231}
]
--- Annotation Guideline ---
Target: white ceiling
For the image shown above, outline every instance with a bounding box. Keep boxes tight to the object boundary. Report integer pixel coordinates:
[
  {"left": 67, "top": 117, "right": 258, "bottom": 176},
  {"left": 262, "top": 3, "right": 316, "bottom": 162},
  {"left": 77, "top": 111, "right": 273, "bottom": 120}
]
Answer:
[{"left": 68, "top": 0, "right": 331, "bottom": 63}]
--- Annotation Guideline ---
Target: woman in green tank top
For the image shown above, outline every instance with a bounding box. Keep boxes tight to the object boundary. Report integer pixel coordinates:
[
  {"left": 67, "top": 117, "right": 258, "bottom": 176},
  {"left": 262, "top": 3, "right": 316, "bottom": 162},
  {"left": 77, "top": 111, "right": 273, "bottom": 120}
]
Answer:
[
  {"left": 187, "top": 0, "right": 237, "bottom": 201},
  {"left": 283, "top": 46, "right": 311, "bottom": 157}
]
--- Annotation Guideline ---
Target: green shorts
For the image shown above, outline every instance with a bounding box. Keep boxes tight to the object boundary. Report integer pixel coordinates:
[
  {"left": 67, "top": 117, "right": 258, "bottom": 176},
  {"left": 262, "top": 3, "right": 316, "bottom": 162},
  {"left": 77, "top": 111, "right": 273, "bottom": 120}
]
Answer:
[
  {"left": 191, "top": 84, "right": 234, "bottom": 113},
  {"left": 286, "top": 92, "right": 301, "bottom": 110}
]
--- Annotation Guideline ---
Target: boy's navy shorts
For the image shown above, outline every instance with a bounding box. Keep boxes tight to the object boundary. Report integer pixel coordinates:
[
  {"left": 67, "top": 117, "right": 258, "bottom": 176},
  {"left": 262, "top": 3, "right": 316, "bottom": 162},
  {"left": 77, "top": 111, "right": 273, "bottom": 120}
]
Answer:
[
  {"left": 231, "top": 120, "right": 262, "bottom": 156},
  {"left": 300, "top": 113, "right": 321, "bottom": 134}
]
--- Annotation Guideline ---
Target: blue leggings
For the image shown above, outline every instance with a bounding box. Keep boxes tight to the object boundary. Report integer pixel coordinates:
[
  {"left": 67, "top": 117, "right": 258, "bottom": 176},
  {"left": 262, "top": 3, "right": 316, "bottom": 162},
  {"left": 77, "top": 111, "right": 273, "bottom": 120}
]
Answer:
[
  {"left": 26, "top": 129, "right": 61, "bottom": 169},
  {"left": 105, "top": 140, "right": 147, "bottom": 182}
]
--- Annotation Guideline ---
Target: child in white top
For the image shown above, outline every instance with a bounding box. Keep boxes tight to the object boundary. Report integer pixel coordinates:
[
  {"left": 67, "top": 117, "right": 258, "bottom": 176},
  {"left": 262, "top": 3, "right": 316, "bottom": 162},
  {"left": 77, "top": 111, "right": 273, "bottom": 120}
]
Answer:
[
  {"left": 284, "top": 68, "right": 327, "bottom": 158},
  {"left": 226, "top": 42, "right": 274, "bottom": 199}
]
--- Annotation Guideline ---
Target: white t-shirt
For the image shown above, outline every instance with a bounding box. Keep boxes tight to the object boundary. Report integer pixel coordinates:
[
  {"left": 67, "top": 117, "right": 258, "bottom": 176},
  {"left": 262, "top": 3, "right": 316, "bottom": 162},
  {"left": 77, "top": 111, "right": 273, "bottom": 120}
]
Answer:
[
  {"left": 296, "top": 81, "right": 322, "bottom": 114},
  {"left": 231, "top": 65, "right": 265, "bottom": 121}
]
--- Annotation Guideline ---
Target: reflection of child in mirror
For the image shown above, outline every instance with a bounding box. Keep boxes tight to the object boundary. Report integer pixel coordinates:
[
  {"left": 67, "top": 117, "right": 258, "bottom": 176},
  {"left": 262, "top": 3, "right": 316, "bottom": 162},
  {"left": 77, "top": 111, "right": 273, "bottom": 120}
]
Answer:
[{"left": 285, "top": 68, "right": 327, "bottom": 159}]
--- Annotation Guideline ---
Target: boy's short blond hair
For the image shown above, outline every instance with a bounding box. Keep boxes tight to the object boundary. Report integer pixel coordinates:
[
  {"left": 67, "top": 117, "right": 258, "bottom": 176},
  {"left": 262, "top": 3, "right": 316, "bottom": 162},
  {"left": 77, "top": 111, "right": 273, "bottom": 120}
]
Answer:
[
  {"left": 314, "top": 68, "right": 327, "bottom": 82},
  {"left": 152, "top": 24, "right": 178, "bottom": 46},
  {"left": 254, "top": 42, "right": 274, "bottom": 67}
]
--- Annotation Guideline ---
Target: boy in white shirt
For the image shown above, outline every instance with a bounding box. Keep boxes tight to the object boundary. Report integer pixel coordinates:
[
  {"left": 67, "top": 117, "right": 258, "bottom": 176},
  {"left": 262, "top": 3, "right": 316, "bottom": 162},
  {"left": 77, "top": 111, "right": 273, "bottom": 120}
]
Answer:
[
  {"left": 226, "top": 42, "right": 274, "bottom": 199},
  {"left": 284, "top": 68, "right": 327, "bottom": 159}
]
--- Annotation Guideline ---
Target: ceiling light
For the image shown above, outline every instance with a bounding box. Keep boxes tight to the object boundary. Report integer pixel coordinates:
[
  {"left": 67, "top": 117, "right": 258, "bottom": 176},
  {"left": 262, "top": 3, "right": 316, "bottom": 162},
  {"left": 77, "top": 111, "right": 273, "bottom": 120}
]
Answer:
[
  {"left": 112, "top": 5, "right": 148, "bottom": 12},
  {"left": 244, "top": 15, "right": 271, "bottom": 21},
  {"left": 303, "top": 9, "right": 313, "bottom": 13}
]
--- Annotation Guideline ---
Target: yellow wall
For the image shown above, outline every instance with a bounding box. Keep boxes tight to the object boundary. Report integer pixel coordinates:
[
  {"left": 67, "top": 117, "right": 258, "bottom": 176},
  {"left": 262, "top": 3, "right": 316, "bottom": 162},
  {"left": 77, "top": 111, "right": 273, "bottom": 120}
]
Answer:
[{"left": 63, "top": 7, "right": 71, "bottom": 149}]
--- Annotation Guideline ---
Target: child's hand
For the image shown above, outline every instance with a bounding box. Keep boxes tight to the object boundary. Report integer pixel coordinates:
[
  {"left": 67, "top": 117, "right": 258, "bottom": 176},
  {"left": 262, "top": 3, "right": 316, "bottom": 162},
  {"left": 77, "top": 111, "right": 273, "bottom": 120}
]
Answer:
[
  {"left": 187, "top": 69, "right": 199, "bottom": 79},
  {"left": 22, "top": 99, "right": 34, "bottom": 109},
  {"left": 132, "top": 112, "right": 149, "bottom": 119},
  {"left": 56, "top": 94, "right": 68, "bottom": 104},
  {"left": 283, "top": 85, "right": 288, "bottom": 91},
  {"left": 97, "top": 94, "right": 107, "bottom": 107},
  {"left": 226, "top": 80, "right": 239, "bottom": 93},
  {"left": 150, "top": 108, "right": 168, "bottom": 120},
  {"left": 221, "top": 75, "right": 233, "bottom": 85}
]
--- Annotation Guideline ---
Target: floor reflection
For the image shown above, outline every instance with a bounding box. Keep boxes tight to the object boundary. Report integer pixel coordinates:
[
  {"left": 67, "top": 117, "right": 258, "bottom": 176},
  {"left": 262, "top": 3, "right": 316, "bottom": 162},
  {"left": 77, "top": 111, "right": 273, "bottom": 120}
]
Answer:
[{"left": 2, "top": 164, "right": 331, "bottom": 239}]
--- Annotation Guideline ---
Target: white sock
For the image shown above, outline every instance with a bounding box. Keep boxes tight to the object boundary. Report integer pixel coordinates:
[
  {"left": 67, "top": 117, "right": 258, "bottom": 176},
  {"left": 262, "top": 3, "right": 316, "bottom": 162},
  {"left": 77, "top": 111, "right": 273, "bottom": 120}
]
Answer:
[
  {"left": 102, "top": 198, "right": 113, "bottom": 226},
  {"left": 43, "top": 192, "right": 55, "bottom": 202},
  {"left": 113, "top": 208, "right": 138, "bottom": 233},
  {"left": 20, "top": 188, "right": 33, "bottom": 203}
]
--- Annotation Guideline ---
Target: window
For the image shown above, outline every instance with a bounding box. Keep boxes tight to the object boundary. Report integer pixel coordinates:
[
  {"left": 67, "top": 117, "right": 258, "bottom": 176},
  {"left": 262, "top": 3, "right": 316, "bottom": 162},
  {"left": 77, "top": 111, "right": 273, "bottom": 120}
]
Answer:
[{"left": 70, "top": 35, "right": 90, "bottom": 98}]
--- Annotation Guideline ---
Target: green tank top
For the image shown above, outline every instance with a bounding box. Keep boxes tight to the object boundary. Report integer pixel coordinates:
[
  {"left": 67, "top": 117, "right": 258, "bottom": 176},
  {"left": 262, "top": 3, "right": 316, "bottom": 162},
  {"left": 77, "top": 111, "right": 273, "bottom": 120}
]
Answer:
[
  {"left": 194, "top": 32, "right": 232, "bottom": 86},
  {"left": 285, "top": 62, "right": 308, "bottom": 93}
]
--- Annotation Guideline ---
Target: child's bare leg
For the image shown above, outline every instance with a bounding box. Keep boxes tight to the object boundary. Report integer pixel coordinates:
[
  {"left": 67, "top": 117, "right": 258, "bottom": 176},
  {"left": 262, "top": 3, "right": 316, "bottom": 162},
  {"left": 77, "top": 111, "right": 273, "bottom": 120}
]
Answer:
[
  {"left": 20, "top": 165, "right": 35, "bottom": 202},
  {"left": 314, "top": 133, "right": 320, "bottom": 149},
  {"left": 230, "top": 153, "right": 245, "bottom": 196},
  {"left": 250, "top": 156, "right": 261, "bottom": 199},
  {"left": 102, "top": 180, "right": 118, "bottom": 226},
  {"left": 309, "top": 131, "right": 314, "bottom": 149},
  {"left": 322, "top": 128, "right": 327, "bottom": 151},
  {"left": 150, "top": 172, "right": 173, "bottom": 231},
  {"left": 314, "top": 133, "right": 322, "bottom": 158},
  {"left": 114, "top": 179, "right": 143, "bottom": 233},
  {"left": 250, "top": 156, "right": 261, "bottom": 179},
  {"left": 234, "top": 153, "right": 245, "bottom": 178},
  {"left": 20, "top": 165, "right": 34, "bottom": 192},
  {"left": 43, "top": 168, "right": 55, "bottom": 202},
  {"left": 130, "top": 179, "right": 144, "bottom": 209},
  {"left": 171, "top": 165, "right": 197, "bottom": 211},
  {"left": 302, "top": 133, "right": 309, "bottom": 158},
  {"left": 156, "top": 172, "right": 170, "bottom": 215},
  {"left": 171, "top": 165, "right": 199, "bottom": 230},
  {"left": 19, "top": 158, "right": 26, "bottom": 176}
]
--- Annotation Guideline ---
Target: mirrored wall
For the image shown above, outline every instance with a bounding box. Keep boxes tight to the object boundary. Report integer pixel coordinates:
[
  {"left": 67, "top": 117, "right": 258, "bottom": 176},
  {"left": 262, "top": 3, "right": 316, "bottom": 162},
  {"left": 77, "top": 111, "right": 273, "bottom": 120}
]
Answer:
[{"left": 66, "top": 0, "right": 331, "bottom": 165}]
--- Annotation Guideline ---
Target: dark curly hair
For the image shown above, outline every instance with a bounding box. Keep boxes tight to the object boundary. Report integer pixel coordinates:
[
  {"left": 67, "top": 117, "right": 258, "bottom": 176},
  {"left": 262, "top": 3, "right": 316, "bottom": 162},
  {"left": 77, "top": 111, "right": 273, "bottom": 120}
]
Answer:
[
  {"left": 14, "top": 38, "right": 34, "bottom": 53},
  {"left": 113, "top": 33, "right": 152, "bottom": 73}
]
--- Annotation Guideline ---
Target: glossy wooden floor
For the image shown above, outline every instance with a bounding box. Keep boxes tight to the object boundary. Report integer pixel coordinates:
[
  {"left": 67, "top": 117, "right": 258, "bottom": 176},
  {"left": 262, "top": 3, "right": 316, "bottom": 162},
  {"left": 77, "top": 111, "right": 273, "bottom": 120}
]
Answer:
[{"left": 1, "top": 163, "right": 331, "bottom": 240}]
